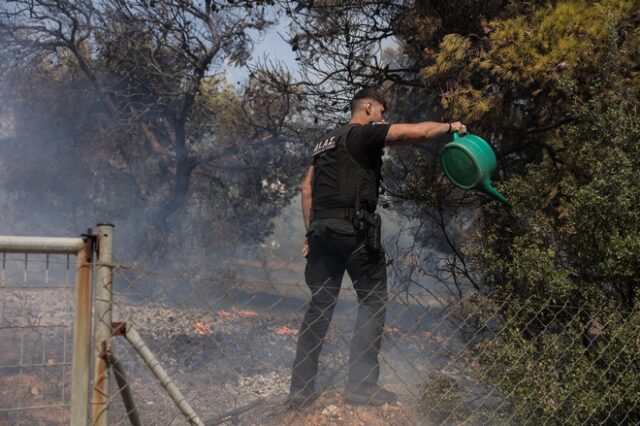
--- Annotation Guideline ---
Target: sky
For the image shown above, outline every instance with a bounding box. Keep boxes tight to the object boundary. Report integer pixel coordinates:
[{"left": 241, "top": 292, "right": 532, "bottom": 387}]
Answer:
[{"left": 225, "top": 15, "right": 298, "bottom": 86}]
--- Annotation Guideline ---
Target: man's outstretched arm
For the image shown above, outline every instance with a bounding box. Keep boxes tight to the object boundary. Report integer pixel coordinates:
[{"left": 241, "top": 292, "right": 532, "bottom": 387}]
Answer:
[{"left": 386, "top": 121, "right": 466, "bottom": 146}]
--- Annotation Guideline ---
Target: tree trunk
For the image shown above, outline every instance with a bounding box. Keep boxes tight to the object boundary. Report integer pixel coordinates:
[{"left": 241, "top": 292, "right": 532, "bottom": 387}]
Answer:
[{"left": 147, "top": 117, "right": 196, "bottom": 234}]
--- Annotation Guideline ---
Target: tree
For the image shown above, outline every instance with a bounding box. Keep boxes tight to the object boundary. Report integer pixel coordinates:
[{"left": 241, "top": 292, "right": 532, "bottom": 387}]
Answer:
[{"left": 0, "top": 0, "right": 309, "bottom": 263}]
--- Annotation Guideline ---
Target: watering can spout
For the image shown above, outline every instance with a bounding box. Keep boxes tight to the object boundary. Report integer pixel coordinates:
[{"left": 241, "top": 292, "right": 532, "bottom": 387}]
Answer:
[{"left": 481, "top": 180, "right": 511, "bottom": 207}]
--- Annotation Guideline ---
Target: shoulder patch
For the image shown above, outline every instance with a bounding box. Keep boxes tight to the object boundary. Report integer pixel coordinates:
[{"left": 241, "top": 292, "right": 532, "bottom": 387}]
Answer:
[{"left": 312, "top": 135, "right": 337, "bottom": 157}]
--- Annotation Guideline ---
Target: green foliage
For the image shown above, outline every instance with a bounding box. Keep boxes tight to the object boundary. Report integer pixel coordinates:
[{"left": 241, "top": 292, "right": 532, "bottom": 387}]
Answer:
[
  {"left": 481, "top": 84, "right": 640, "bottom": 304},
  {"left": 411, "top": 0, "right": 640, "bottom": 421},
  {"left": 421, "top": 0, "right": 639, "bottom": 145},
  {"left": 416, "top": 374, "right": 472, "bottom": 423},
  {"left": 478, "top": 304, "right": 640, "bottom": 424},
  {"left": 456, "top": 4, "right": 640, "bottom": 421}
]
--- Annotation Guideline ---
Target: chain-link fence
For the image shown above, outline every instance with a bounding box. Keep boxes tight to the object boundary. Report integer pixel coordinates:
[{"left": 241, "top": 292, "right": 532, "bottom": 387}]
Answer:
[
  {"left": 0, "top": 236, "right": 92, "bottom": 426},
  {"left": 1, "top": 228, "right": 638, "bottom": 425},
  {"left": 103, "top": 256, "right": 640, "bottom": 425}
]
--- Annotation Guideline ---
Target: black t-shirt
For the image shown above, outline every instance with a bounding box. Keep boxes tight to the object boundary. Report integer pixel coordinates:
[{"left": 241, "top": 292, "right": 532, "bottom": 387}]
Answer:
[{"left": 345, "top": 123, "right": 391, "bottom": 170}]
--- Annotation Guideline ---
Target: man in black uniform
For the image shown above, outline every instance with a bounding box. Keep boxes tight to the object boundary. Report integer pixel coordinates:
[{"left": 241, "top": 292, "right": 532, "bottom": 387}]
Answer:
[{"left": 287, "top": 88, "right": 467, "bottom": 409}]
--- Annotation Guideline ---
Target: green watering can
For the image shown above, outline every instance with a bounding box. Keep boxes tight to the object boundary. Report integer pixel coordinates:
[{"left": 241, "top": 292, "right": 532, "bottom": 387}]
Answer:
[{"left": 440, "top": 132, "right": 510, "bottom": 206}]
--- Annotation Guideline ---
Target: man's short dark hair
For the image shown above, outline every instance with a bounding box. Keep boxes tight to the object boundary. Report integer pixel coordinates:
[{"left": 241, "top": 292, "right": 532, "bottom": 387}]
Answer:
[{"left": 350, "top": 87, "right": 386, "bottom": 112}]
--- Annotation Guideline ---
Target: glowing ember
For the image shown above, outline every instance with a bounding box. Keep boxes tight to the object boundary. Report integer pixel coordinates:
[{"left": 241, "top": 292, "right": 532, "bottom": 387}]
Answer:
[
  {"left": 384, "top": 326, "right": 400, "bottom": 334},
  {"left": 422, "top": 331, "right": 434, "bottom": 338},
  {"left": 216, "top": 310, "right": 236, "bottom": 319},
  {"left": 194, "top": 322, "right": 211, "bottom": 335},
  {"left": 237, "top": 309, "right": 258, "bottom": 318},
  {"left": 275, "top": 326, "right": 298, "bottom": 336}
]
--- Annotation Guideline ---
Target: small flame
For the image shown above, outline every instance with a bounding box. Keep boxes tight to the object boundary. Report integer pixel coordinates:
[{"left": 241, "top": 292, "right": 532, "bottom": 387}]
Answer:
[
  {"left": 384, "top": 326, "right": 400, "bottom": 335},
  {"left": 194, "top": 322, "right": 211, "bottom": 335},
  {"left": 216, "top": 310, "right": 236, "bottom": 319},
  {"left": 237, "top": 309, "right": 258, "bottom": 319},
  {"left": 275, "top": 326, "right": 298, "bottom": 336}
]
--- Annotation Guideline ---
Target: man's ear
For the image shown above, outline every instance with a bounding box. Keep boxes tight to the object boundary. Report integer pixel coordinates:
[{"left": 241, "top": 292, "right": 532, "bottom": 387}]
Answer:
[{"left": 365, "top": 102, "right": 373, "bottom": 115}]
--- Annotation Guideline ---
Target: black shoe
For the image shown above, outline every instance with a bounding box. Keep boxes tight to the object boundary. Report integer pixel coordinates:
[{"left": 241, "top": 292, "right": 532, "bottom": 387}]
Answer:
[
  {"left": 286, "top": 389, "right": 319, "bottom": 410},
  {"left": 344, "top": 384, "right": 398, "bottom": 406}
]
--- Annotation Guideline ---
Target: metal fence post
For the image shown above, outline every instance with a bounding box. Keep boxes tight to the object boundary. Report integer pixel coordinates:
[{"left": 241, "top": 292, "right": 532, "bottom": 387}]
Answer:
[
  {"left": 92, "top": 224, "right": 114, "bottom": 426},
  {"left": 70, "top": 232, "right": 94, "bottom": 426}
]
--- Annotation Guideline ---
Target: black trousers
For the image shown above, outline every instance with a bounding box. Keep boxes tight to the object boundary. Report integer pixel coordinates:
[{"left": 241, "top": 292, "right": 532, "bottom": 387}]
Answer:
[{"left": 290, "top": 219, "right": 388, "bottom": 393}]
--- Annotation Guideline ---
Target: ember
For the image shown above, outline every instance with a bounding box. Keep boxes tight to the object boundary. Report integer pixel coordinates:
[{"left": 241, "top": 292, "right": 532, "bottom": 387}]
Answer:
[
  {"left": 275, "top": 326, "right": 298, "bottom": 335},
  {"left": 194, "top": 322, "right": 211, "bottom": 335},
  {"left": 384, "top": 326, "right": 400, "bottom": 335},
  {"left": 216, "top": 310, "right": 236, "bottom": 319},
  {"left": 237, "top": 309, "right": 259, "bottom": 318}
]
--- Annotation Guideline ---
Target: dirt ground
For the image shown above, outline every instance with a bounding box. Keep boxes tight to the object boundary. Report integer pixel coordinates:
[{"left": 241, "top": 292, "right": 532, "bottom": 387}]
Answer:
[
  {"left": 252, "top": 389, "right": 424, "bottom": 426},
  {"left": 0, "top": 281, "right": 471, "bottom": 426}
]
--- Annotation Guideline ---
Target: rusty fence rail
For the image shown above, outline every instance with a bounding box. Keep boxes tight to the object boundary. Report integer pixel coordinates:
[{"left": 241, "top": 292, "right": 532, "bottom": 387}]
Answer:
[{"left": 0, "top": 234, "right": 93, "bottom": 426}]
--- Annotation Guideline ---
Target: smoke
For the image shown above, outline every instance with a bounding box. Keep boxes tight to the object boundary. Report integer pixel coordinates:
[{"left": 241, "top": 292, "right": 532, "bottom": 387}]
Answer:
[{"left": 0, "top": 64, "right": 306, "bottom": 295}]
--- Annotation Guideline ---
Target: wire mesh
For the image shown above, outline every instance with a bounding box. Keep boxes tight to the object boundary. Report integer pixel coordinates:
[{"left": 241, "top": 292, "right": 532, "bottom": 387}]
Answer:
[
  {"left": 0, "top": 252, "right": 76, "bottom": 425},
  {"left": 2, "top": 237, "right": 637, "bottom": 425},
  {"left": 101, "top": 256, "right": 640, "bottom": 425}
]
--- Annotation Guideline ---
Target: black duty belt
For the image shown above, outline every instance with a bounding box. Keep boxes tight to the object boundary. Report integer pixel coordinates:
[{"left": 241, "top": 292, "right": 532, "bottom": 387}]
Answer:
[
  {"left": 312, "top": 208, "right": 356, "bottom": 221},
  {"left": 312, "top": 207, "right": 376, "bottom": 221}
]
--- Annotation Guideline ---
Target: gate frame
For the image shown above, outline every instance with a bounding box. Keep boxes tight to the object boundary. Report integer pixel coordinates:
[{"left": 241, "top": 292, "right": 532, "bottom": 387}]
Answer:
[
  {"left": 1, "top": 225, "right": 204, "bottom": 426},
  {"left": 0, "top": 233, "right": 94, "bottom": 426}
]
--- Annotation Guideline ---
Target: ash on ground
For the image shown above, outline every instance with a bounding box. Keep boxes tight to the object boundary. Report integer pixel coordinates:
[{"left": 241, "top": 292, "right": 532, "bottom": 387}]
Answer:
[{"left": 1, "top": 286, "right": 473, "bottom": 425}]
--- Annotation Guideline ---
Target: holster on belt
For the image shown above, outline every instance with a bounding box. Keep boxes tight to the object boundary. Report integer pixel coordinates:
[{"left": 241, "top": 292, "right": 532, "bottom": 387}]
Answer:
[
  {"left": 363, "top": 211, "right": 382, "bottom": 253},
  {"left": 353, "top": 186, "right": 382, "bottom": 254}
]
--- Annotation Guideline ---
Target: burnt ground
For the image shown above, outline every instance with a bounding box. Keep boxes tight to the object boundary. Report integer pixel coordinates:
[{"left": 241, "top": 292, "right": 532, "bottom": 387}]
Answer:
[
  {"left": 108, "top": 292, "right": 460, "bottom": 425},
  {"left": 1, "top": 280, "right": 482, "bottom": 426}
]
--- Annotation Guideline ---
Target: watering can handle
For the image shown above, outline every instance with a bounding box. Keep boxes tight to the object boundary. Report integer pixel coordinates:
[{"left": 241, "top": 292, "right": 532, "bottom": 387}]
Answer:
[{"left": 452, "top": 131, "right": 476, "bottom": 140}]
